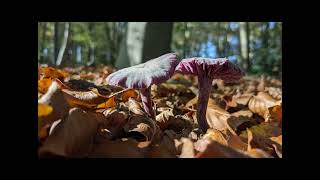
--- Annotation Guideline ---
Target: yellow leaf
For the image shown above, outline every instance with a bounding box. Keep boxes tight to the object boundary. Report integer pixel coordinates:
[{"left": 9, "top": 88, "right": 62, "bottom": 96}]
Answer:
[
  {"left": 121, "top": 89, "right": 138, "bottom": 102},
  {"left": 96, "top": 96, "right": 116, "bottom": 109},
  {"left": 38, "top": 79, "right": 52, "bottom": 93},
  {"left": 40, "top": 67, "right": 68, "bottom": 80},
  {"left": 38, "top": 104, "right": 53, "bottom": 117}
]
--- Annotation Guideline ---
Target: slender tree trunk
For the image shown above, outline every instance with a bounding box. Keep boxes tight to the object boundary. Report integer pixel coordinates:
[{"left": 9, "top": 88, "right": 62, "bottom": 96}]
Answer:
[
  {"left": 87, "top": 22, "right": 95, "bottom": 66},
  {"left": 54, "top": 22, "right": 60, "bottom": 65},
  {"left": 239, "top": 22, "right": 251, "bottom": 72},
  {"left": 41, "top": 22, "right": 47, "bottom": 59},
  {"left": 56, "top": 22, "right": 70, "bottom": 66},
  {"left": 183, "top": 22, "right": 187, "bottom": 58},
  {"left": 262, "top": 22, "right": 270, "bottom": 72}
]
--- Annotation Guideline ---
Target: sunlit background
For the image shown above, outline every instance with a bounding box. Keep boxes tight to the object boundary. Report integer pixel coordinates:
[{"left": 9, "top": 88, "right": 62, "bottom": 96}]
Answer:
[{"left": 38, "top": 22, "right": 282, "bottom": 77}]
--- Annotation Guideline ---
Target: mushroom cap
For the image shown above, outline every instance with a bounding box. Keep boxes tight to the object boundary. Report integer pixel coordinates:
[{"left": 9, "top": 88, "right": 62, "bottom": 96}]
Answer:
[
  {"left": 106, "top": 53, "right": 180, "bottom": 89},
  {"left": 175, "top": 57, "right": 245, "bottom": 82}
]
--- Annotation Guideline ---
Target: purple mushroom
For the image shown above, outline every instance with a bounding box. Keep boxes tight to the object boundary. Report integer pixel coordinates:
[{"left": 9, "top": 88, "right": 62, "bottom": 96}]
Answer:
[
  {"left": 106, "top": 53, "right": 180, "bottom": 119},
  {"left": 175, "top": 57, "right": 245, "bottom": 132}
]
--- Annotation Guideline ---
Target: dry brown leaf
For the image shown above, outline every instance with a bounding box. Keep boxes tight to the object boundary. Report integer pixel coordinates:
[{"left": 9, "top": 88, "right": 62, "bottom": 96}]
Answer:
[
  {"left": 248, "top": 92, "right": 281, "bottom": 121},
  {"left": 38, "top": 81, "right": 70, "bottom": 131},
  {"left": 240, "top": 122, "right": 282, "bottom": 139},
  {"left": 38, "top": 104, "right": 53, "bottom": 117},
  {"left": 39, "top": 108, "right": 99, "bottom": 158},
  {"left": 124, "top": 115, "right": 157, "bottom": 142},
  {"left": 121, "top": 89, "right": 138, "bottom": 102},
  {"left": 226, "top": 116, "right": 252, "bottom": 135},
  {"left": 270, "top": 135, "right": 282, "bottom": 146},
  {"left": 146, "top": 143, "right": 177, "bottom": 158},
  {"left": 89, "top": 138, "right": 146, "bottom": 158},
  {"left": 231, "top": 110, "right": 253, "bottom": 118},
  {"left": 99, "top": 108, "right": 128, "bottom": 139},
  {"left": 247, "top": 148, "right": 273, "bottom": 158},
  {"left": 257, "top": 75, "right": 266, "bottom": 92},
  {"left": 38, "top": 79, "right": 53, "bottom": 93},
  {"left": 202, "top": 129, "right": 228, "bottom": 146},
  {"left": 179, "top": 138, "right": 195, "bottom": 158},
  {"left": 246, "top": 128, "right": 278, "bottom": 156},
  {"left": 194, "top": 139, "right": 249, "bottom": 158},
  {"left": 62, "top": 88, "right": 109, "bottom": 109},
  {"left": 268, "top": 105, "right": 282, "bottom": 124},
  {"left": 96, "top": 96, "right": 116, "bottom": 109},
  {"left": 266, "top": 87, "right": 282, "bottom": 100},
  {"left": 206, "top": 99, "right": 231, "bottom": 131},
  {"left": 40, "top": 67, "right": 69, "bottom": 80},
  {"left": 234, "top": 94, "right": 254, "bottom": 106},
  {"left": 128, "top": 97, "right": 146, "bottom": 116}
]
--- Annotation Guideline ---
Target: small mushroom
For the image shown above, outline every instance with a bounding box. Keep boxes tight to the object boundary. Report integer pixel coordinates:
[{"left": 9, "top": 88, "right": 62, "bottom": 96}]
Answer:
[
  {"left": 175, "top": 57, "right": 244, "bottom": 132},
  {"left": 106, "top": 53, "right": 180, "bottom": 119}
]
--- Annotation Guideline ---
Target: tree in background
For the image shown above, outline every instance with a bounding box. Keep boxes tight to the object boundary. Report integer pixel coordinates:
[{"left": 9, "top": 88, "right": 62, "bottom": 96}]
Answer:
[
  {"left": 38, "top": 22, "right": 282, "bottom": 77},
  {"left": 115, "top": 22, "right": 173, "bottom": 69}
]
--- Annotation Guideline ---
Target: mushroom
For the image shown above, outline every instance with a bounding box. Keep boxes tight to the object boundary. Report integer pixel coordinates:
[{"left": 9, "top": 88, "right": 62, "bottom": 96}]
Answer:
[
  {"left": 106, "top": 53, "right": 180, "bottom": 119},
  {"left": 175, "top": 57, "right": 244, "bottom": 132}
]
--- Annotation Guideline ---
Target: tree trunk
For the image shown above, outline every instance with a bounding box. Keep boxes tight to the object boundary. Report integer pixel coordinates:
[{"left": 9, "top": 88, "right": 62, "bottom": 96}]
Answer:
[
  {"left": 40, "top": 22, "right": 47, "bottom": 60},
  {"left": 115, "top": 22, "right": 173, "bottom": 69},
  {"left": 262, "top": 22, "right": 270, "bottom": 72},
  {"left": 56, "top": 22, "right": 70, "bottom": 66},
  {"left": 142, "top": 22, "right": 173, "bottom": 61},
  {"left": 239, "top": 22, "right": 250, "bottom": 72},
  {"left": 87, "top": 22, "right": 95, "bottom": 66},
  {"left": 54, "top": 22, "right": 60, "bottom": 65}
]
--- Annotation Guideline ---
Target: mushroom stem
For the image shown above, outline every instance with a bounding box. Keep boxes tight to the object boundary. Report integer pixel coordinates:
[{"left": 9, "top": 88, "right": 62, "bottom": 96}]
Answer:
[
  {"left": 139, "top": 87, "right": 155, "bottom": 119},
  {"left": 197, "top": 76, "right": 213, "bottom": 133}
]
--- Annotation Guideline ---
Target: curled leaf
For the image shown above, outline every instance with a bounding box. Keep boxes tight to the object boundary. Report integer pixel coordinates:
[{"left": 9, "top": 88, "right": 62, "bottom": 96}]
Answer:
[
  {"left": 128, "top": 97, "right": 146, "bottom": 116},
  {"left": 62, "top": 88, "right": 109, "bottom": 108},
  {"left": 100, "top": 108, "right": 128, "bottom": 139},
  {"left": 124, "top": 115, "right": 157, "bottom": 142}
]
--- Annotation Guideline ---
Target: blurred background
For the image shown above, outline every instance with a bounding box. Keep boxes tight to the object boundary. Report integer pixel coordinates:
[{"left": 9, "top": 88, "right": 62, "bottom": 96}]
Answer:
[{"left": 38, "top": 22, "right": 282, "bottom": 77}]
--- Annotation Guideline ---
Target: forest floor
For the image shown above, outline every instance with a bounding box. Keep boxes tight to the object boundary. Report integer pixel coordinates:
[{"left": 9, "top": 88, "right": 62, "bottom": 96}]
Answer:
[{"left": 38, "top": 64, "right": 282, "bottom": 158}]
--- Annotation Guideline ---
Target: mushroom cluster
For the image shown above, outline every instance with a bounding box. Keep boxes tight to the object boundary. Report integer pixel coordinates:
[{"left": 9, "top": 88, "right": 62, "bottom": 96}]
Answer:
[{"left": 106, "top": 54, "right": 244, "bottom": 133}]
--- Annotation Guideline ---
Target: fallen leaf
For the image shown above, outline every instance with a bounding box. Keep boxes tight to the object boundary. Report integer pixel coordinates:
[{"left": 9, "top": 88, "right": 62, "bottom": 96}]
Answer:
[
  {"left": 146, "top": 143, "right": 177, "bottom": 158},
  {"left": 248, "top": 92, "right": 281, "bottom": 121},
  {"left": 231, "top": 110, "right": 253, "bottom": 118},
  {"left": 40, "top": 66, "right": 69, "bottom": 80},
  {"left": 226, "top": 116, "right": 253, "bottom": 135},
  {"left": 38, "top": 79, "right": 53, "bottom": 93},
  {"left": 62, "top": 88, "right": 109, "bottom": 109},
  {"left": 266, "top": 87, "right": 282, "bottom": 100},
  {"left": 205, "top": 99, "right": 231, "bottom": 131},
  {"left": 179, "top": 138, "right": 195, "bottom": 158},
  {"left": 124, "top": 115, "right": 157, "bottom": 142},
  {"left": 38, "top": 104, "right": 53, "bottom": 117},
  {"left": 38, "top": 81, "right": 70, "bottom": 131},
  {"left": 88, "top": 138, "right": 146, "bottom": 158},
  {"left": 121, "top": 89, "right": 138, "bottom": 102},
  {"left": 128, "top": 97, "right": 146, "bottom": 116},
  {"left": 99, "top": 108, "right": 128, "bottom": 139},
  {"left": 39, "top": 108, "right": 99, "bottom": 158},
  {"left": 96, "top": 96, "right": 116, "bottom": 109},
  {"left": 194, "top": 139, "right": 249, "bottom": 158}
]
